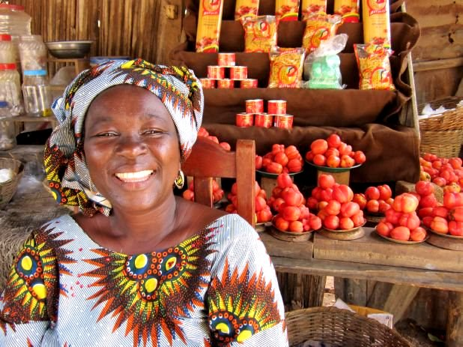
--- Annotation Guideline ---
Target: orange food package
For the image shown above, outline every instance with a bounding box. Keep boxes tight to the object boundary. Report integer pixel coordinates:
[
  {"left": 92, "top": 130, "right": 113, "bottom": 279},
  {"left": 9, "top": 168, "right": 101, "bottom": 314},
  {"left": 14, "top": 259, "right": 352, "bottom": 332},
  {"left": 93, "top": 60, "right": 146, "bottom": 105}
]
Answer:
[
  {"left": 275, "top": 0, "right": 300, "bottom": 21},
  {"left": 301, "top": 0, "right": 327, "bottom": 21},
  {"left": 268, "top": 47, "right": 305, "bottom": 88},
  {"left": 354, "top": 43, "right": 395, "bottom": 91},
  {"left": 334, "top": 0, "right": 359, "bottom": 23},
  {"left": 235, "top": 0, "right": 260, "bottom": 21},
  {"left": 243, "top": 16, "right": 278, "bottom": 53},
  {"left": 302, "top": 14, "right": 341, "bottom": 53},
  {"left": 362, "top": 0, "right": 391, "bottom": 47},
  {"left": 195, "top": 0, "right": 224, "bottom": 52}
]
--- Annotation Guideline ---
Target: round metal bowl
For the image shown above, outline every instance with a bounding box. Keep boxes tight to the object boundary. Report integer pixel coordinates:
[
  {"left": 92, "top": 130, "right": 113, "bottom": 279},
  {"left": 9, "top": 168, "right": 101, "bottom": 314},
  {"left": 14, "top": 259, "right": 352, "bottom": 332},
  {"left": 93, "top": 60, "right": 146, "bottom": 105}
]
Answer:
[{"left": 46, "top": 40, "right": 93, "bottom": 59}]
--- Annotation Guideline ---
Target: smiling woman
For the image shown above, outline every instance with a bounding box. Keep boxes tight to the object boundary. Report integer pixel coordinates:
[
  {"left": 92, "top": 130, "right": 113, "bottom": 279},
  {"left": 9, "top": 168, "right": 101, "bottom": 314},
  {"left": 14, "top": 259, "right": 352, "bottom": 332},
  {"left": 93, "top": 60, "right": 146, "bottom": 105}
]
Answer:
[{"left": 0, "top": 59, "right": 288, "bottom": 346}]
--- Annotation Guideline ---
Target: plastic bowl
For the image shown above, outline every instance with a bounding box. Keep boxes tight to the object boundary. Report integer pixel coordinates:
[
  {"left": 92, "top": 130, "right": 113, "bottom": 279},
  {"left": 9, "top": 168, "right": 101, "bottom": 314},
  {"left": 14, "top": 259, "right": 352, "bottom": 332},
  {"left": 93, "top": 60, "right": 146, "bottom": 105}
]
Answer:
[{"left": 46, "top": 40, "right": 93, "bottom": 59}]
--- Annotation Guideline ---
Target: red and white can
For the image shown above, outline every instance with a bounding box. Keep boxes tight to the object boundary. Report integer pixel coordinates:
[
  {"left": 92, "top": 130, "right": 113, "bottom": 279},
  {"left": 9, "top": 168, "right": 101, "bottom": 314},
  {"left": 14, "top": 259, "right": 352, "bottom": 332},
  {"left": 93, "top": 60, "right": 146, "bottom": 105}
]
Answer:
[
  {"left": 207, "top": 66, "right": 225, "bottom": 79},
  {"left": 240, "top": 78, "right": 258, "bottom": 88},
  {"left": 254, "top": 113, "right": 273, "bottom": 128},
  {"left": 245, "top": 99, "right": 264, "bottom": 114},
  {"left": 236, "top": 113, "right": 254, "bottom": 128},
  {"left": 218, "top": 53, "right": 236, "bottom": 66},
  {"left": 230, "top": 66, "right": 248, "bottom": 80},
  {"left": 200, "top": 78, "right": 216, "bottom": 89},
  {"left": 268, "top": 100, "right": 287, "bottom": 115},
  {"left": 274, "top": 114, "right": 294, "bottom": 129},
  {"left": 217, "top": 79, "right": 234, "bottom": 89}
]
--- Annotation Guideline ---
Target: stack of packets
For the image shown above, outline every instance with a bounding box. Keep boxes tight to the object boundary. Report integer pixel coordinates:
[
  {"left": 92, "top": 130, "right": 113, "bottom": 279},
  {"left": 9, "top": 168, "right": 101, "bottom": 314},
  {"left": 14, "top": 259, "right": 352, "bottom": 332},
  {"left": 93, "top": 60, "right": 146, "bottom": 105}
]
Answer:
[
  {"left": 200, "top": 53, "right": 258, "bottom": 89},
  {"left": 236, "top": 99, "right": 293, "bottom": 129}
]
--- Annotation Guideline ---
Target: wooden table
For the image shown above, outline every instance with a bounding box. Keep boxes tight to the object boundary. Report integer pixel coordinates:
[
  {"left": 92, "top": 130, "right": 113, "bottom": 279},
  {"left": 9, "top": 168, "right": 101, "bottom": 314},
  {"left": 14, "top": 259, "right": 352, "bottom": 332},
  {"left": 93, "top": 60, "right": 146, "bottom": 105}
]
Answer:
[{"left": 260, "top": 229, "right": 463, "bottom": 346}]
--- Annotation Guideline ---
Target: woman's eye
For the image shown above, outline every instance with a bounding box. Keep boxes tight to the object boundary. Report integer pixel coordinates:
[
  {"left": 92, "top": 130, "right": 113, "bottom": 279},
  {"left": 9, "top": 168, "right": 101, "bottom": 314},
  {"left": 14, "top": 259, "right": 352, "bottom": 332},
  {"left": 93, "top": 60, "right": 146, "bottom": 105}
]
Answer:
[
  {"left": 95, "top": 132, "right": 118, "bottom": 137},
  {"left": 143, "top": 129, "right": 164, "bottom": 136}
]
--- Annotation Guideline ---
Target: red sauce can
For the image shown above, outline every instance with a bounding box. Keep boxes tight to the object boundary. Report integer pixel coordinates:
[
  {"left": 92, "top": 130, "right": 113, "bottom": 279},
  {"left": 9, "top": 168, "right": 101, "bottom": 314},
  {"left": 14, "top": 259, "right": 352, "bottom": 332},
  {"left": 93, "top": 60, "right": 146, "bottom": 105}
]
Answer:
[
  {"left": 207, "top": 66, "right": 225, "bottom": 79},
  {"left": 274, "top": 114, "right": 294, "bottom": 129},
  {"left": 217, "top": 79, "right": 234, "bottom": 89},
  {"left": 254, "top": 113, "right": 273, "bottom": 128},
  {"left": 218, "top": 53, "right": 236, "bottom": 66},
  {"left": 230, "top": 66, "right": 248, "bottom": 80},
  {"left": 200, "top": 78, "right": 216, "bottom": 89},
  {"left": 236, "top": 113, "right": 254, "bottom": 127},
  {"left": 245, "top": 99, "right": 264, "bottom": 114},
  {"left": 240, "top": 79, "right": 258, "bottom": 88},
  {"left": 268, "top": 100, "right": 287, "bottom": 115}
]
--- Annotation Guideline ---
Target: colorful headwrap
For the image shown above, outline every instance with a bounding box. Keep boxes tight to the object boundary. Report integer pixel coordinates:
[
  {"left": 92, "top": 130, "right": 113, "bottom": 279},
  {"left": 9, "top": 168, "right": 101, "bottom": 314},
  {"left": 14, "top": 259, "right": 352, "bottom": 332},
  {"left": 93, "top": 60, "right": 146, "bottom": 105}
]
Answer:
[{"left": 44, "top": 59, "right": 204, "bottom": 216}]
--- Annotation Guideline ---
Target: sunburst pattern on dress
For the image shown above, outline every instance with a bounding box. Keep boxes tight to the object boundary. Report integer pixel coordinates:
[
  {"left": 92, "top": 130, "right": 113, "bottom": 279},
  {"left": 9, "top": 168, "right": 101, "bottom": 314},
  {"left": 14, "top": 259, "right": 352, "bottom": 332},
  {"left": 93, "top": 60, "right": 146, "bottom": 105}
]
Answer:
[
  {"left": 0, "top": 225, "right": 76, "bottom": 335},
  {"left": 83, "top": 227, "right": 217, "bottom": 347},
  {"left": 207, "top": 259, "right": 282, "bottom": 346}
]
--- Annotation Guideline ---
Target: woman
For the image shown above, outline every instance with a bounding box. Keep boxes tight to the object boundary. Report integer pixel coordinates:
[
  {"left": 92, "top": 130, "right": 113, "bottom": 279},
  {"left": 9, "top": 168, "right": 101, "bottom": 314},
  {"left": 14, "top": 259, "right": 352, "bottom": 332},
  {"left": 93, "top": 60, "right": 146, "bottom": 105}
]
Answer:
[{"left": 0, "top": 59, "right": 288, "bottom": 346}]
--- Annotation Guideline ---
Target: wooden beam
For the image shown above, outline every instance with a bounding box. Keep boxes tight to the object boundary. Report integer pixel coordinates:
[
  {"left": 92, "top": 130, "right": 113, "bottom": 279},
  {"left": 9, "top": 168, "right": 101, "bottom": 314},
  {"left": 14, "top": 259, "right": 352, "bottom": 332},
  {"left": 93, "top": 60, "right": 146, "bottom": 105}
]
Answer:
[
  {"left": 413, "top": 58, "right": 463, "bottom": 72},
  {"left": 382, "top": 284, "right": 420, "bottom": 325},
  {"left": 447, "top": 291, "right": 463, "bottom": 347}
]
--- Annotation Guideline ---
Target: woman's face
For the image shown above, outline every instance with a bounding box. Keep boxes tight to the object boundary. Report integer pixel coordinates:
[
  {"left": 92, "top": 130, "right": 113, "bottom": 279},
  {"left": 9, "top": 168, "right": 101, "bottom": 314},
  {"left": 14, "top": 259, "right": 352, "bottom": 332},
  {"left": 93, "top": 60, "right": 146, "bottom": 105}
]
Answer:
[{"left": 83, "top": 85, "right": 181, "bottom": 213}]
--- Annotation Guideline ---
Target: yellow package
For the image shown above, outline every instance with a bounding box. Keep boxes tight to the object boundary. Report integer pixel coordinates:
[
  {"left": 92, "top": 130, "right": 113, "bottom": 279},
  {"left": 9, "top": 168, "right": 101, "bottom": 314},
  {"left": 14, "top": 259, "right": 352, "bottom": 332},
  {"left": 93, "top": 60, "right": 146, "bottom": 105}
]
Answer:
[
  {"left": 362, "top": 0, "right": 391, "bottom": 47},
  {"left": 275, "top": 0, "right": 300, "bottom": 21},
  {"left": 301, "top": 0, "right": 327, "bottom": 21},
  {"left": 354, "top": 43, "right": 395, "bottom": 91},
  {"left": 334, "top": 0, "right": 359, "bottom": 23},
  {"left": 196, "top": 0, "right": 224, "bottom": 52},
  {"left": 235, "top": 0, "right": 260, "bottom": 21},
  {"left": 303, "top": 14, "right": 341, "bottom": 53},
  {"left": 243, "top": 16, "right": 278, "bottom": 53},
  {"left": 268, "top": 47, "right": 305, "bottom": 88}
]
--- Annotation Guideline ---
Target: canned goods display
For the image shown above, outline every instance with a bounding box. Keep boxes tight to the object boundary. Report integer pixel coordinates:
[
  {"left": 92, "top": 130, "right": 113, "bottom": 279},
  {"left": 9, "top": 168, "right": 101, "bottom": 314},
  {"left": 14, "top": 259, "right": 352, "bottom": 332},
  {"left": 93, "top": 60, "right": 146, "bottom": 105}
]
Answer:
[
  {"left": 217, "top": 79, "right": 234, "bottom": 89},
  {"left": 230, "top": 66, "right": 248, "bottom": 80},
  {"left": 236, "top": 113, "right": 254, "bottom": 127},
  {"left": 240, "top": 78, "right": 258, "bottom": 88},
  {"left": 218, "top": 53, "right": 236, "bottom": 66},
  {"left": 254, "top": 113, "right": 273, "bottom": 128},
  {"left": 207, "top": 66, "right": 225, "bottom": 79},
  {"left": 268, "top": 100, "right": 287, "bottom": 115},
  {"left": 245, "top": 99, "right": 264, "bottom": 113},
  {"left": 200, "top": 78, "right": 216, "bottom": 89},
  {"left": 274, "top": 114, "right": 294, "bottom": 129}
]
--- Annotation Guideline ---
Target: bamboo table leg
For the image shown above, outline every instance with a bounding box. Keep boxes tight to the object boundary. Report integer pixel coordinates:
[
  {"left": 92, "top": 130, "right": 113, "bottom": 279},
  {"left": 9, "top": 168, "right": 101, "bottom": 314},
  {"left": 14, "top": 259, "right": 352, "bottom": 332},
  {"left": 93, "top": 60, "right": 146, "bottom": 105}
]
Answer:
[{"left": 447, "top": 291, "right": 463, "bottom": 347}]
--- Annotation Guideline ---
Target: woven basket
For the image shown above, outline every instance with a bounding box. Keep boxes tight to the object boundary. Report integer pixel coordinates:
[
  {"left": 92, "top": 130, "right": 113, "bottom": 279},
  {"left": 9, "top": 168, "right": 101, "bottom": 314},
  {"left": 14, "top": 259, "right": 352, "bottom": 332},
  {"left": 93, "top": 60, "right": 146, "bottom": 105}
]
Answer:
[
  {"left": 286, "top": 306, "right": 412, "bottom": 347},
  {"left": 419, "top": 97, "right": 463, "bottom": 158},
  {"left": 0, "top": 158, "right": 24, "bottom": 209}
]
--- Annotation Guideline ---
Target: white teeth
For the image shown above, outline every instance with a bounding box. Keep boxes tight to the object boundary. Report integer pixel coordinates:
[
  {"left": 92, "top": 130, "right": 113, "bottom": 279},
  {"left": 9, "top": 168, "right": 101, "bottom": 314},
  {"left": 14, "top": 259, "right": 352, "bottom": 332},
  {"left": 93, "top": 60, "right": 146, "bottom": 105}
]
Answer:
[{"left": 115, "top": 170, "right": 153, "bottom": 182}]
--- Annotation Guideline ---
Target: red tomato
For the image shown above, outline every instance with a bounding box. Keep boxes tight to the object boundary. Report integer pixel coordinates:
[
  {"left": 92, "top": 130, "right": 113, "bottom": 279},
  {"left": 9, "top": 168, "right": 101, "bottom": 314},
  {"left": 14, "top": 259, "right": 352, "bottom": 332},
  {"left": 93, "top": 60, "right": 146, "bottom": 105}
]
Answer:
[
  {"left": 449, "top": 158, "right": 463, "bottom": 170},
  {"left": 324, "top": 215, "right": 339, "bottom": 230},
  {"left": 398, "top": 212, "right": 421, "bottom": 230},
  {"left": 319, "top": 188, "right": 333, "bottom": 203},
  {"left": 299, "top": 205, "right": 310, "bottom": 219},
  {"left": 354, "top": 151, "right": 366, "bottom": 164},
  {"left": 449, "top": 206, "right": 463, "bottom": 222},
  {"left": 281, "top": 188, "right": 304, "bottom": 207},
  {"left": 365, "top": 186, "right": 381, "bottom": 201},
  {"left": 311, "top": 187, "right": 322, "bottom": 200},
  {"left": 443, "top": 183, "right": 461, "bottom": 194},
  {"left": 430, "top": 216, "right": 449, "bottom": 234},
  {"left": 318, "top": 201, "right": 329, "bottom": 210},
  {"left": 182, "top": 189, "right": 194, "bottom": 201},
  {"left": 339, "top": 217, "right": 355, "bottom": 230},
  {"left": 422, "top": 216, "right": 433, "bottom": 227},
  {"left": 385, "top": 209, "right": 402, "bottom": 225},
  {"left": 288, "top": 221, "right": 304, "bottom": 232},
  {"left": 277, "top": 173, "right": 293, "bottom": 189},
  {"left": 351, "top": 211, "right": 365, "bottom": 227},
  {"left": 324, "top": 200, "right": 341, "bottom": 216},
  {"left": 433, "top": 177, "right": 447, "bottom": 187},
  {"left": 313, "top": 154, "right": 327, "bottom": 166},
  {"left": 309, "top": 214, "right": 322, "bottom": 230},
  {"left": 326, "top": 155, "right": 341, "bottom": 168},
  {"left": 271, "top": 198, "right": 285, "bottom": 212},
  {"left": 444, "top": 192, "right": 463, "bottom": 209},
  {"left": 272, "top": 144, "right": 284, "bottom": 155},
  {"left": 390, "top": 226, "right": 411, "bottom": 241},
  {"left": 225, "top": 204, "right": 235, "bottom": 213},
  {"left": 274, "top": 152, "right": 289, "bottom": 167},
  {"left": 418, "top": 207, "right": 434, "bottom": 219},
  {"left": 392, "top": 193, "right": 419, "bottom": 213},
  {"left": 332, "top": 185, "right": 354, "bottom": 203},
  {"left": 257, "top": 208, "right": 273, "bottom": 223},
  {"left": 287, "top": 158, "right": 303, "bottom": 173},
  {"left": 378, "top": 185, "right": 392, "bottom": 200},
  {"left": 306, "top": 197, "right": 319, "bottom": 210},
  {"left": 353, "top": 193, "right": 367, "bottom": 210},
  {"left": 340, "top": 155, "right": 355, "bottom": 168},
  {"left": 415, "top": 181, "right": 434, "bottom": 196},
  {"left": 305, "top": 150, "right": 314, "bottom": 162},
  {"left": 318, "top": 174, "right": 336, "bottom": 189},
  {"left": 376, "top": 221, "right": 393, "bottom": 237},
  {"left": 340, "top": 202, "right": 360, "bottom": 218},
  {"left": 266, "top": 162, "right": 283, "bottom": 174},
  {"left": 449, "top": 221, "right": 463, "bottom": 236},
  {"left": 325, "top": 148, "right": 340, "bottom": 158},
  {"left": 255, "top": 196, "right": 267, "bottom": 212},
  {"left": 338, "top": 142, "right": 351, "bottom": 156},
  {"left": 285, "top": 145, "right": 300, "bottom": 160},
  {"left": 327, "top": 133, "right": 342, "bottom": 148},
  {"left": 366, "top": 200, "right": 380, "bottom": 214},
  {"left": 432, "top": 206, "right": 449, "bottom": 219},
  {"left": 419, "top": 193, "right": 438, "bottom": 208},
  {"left": 274, "top": 216, "right": 289, "bottom": 231},
  {"left": 311, "top": 139, "right": 328, "bottom": 155},
  {"left": 378, "top": 200, "right": 392, "bottom": 213},
  {"left": 255, "top": 155, "right": 263, "bottom": 170},
  {"left": 410, "top": 227, "right": 427, "bottom": 242}
]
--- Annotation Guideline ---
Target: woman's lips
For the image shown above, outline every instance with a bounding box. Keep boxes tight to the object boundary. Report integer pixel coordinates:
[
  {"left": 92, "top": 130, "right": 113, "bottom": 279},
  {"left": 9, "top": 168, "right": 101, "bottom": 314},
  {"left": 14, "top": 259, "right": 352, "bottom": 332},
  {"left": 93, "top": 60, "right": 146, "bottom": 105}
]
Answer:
[{"left": 115, "top": 170, "right": 154, "bottom": 183}]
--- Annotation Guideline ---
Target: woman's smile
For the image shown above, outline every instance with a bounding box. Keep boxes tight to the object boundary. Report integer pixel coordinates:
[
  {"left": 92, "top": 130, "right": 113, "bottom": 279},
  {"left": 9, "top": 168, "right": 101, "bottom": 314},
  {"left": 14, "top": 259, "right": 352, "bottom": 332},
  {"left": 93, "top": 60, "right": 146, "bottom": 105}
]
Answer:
[{"left": 115, "top": 170, "right": 154, "bottom": 183}]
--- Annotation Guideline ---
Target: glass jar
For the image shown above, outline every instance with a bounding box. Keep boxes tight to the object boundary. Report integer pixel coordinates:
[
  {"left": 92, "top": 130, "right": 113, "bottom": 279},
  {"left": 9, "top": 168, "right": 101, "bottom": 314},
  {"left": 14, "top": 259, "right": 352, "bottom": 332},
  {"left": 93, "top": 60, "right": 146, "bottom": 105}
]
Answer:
[
  {"left": 22, "top": 69, "right": 52, "bottom": 117},
  {"left": 18, "top": 35, "right": 47, "bottom": 72},
  {"left": 0, "top": 63, "right": 22, "bottom": 116}
]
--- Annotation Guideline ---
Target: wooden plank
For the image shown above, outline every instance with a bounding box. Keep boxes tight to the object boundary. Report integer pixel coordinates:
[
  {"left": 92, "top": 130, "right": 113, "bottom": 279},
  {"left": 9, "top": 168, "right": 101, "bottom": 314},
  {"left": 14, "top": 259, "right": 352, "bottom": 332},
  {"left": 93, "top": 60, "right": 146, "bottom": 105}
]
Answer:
[
  {"left": 271, "top": 256, "right": 463, "bottom": 292},
  {"left": 334, "top": 277, "right": 368, "bottom": 306},
  {"left": 414, "top": 58, "right": 463, "bottom": 72},
  {"left": 313, "top": 227, "right": 463, "bottom": 273},
  {"left": 260, "top": 232, "right": 313, "bottom": 261},
  {"left": 447, "top": 291, "right": 463, "bottom": 347},
  {"left": 382, "top": 284, "right": 420, "bottom": 324},
  {"left": 277, "top": 272, "right": 326, "bottom": 309}
]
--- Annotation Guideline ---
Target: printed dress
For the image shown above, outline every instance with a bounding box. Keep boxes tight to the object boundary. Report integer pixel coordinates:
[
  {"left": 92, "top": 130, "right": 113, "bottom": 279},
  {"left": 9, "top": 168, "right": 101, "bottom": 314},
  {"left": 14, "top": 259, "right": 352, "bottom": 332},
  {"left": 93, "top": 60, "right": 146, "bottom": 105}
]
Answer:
[{"left": 0, "top": 214, "right": 288, "bottom": 347}]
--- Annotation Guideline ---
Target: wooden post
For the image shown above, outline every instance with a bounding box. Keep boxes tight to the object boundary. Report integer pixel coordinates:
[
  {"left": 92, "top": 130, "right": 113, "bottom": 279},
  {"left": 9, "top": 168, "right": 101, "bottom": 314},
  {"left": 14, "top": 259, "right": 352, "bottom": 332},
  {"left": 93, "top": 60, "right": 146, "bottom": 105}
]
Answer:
[
  {"left": 447, "top": 291, "right": 463, "bottom": 347},
  {"left": 382, "top": 284, "right": 420, "bottom": 325}
]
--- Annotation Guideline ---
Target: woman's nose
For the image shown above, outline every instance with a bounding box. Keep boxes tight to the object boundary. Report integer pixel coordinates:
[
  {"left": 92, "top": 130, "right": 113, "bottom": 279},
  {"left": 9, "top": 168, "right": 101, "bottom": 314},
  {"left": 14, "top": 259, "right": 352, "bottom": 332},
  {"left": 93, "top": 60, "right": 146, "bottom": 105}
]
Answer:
[{"left": 116, "top": 135, "right": 147, "bottom": 157}]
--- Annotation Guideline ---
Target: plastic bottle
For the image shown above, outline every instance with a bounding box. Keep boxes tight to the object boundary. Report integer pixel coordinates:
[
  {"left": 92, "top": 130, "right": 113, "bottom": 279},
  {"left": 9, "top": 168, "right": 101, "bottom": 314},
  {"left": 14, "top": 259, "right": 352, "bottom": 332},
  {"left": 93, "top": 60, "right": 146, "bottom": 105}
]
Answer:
[
  {"left": 18, "top": 35, "right": 47, "bottom": 72},
  {"left": 0, "top": 63, "right": 22, "bottom": 117},
  {"left": 22, "top": 69, "right": 52, "bottom": 117},
  {"left": 0, "top": 4, "right": 32, "bottom": 37},
  {"left": 0, "top": 119, "right": 16, "bottom": 150},
  {"left": 0, "top": 34, "right": 16, "bottom": 64}
]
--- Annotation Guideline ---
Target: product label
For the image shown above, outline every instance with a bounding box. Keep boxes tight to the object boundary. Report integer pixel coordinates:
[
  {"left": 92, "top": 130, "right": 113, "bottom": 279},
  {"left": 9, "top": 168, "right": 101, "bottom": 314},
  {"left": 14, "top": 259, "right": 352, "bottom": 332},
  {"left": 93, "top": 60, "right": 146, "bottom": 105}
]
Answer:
[
  {"left": 367, "top": 0, "right": 386, "bottom": 15},
  {"left": 202, "top": 0, "right": 221, "bottom": 15}
]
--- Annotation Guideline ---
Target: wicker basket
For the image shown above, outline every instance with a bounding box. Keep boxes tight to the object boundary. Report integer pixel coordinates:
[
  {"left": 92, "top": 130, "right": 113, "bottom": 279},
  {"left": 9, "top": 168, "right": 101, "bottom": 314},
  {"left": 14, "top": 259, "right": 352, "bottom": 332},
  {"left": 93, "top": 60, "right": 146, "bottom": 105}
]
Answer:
[
  {"left": 0, "top": 158, "right": 24, "bottom": 209},
  {"left": 419, "top": 97, "right": 463, "bottom": 158},
  {"left": 286, "top": 306, "right": 412, "bottom": 347}
]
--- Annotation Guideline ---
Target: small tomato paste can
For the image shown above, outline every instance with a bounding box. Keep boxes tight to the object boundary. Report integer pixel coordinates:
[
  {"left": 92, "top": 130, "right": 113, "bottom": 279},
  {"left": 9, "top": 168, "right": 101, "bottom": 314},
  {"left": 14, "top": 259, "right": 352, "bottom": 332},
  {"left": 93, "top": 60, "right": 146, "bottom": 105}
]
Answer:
[
  {"left": 268, "top": 100, "right": 287, "bottom": 115},
  {"left": 245, "top": 99, "right": 264, "bottom": 113},
  {"left": 200, "top": 78, "right": 216, "bottom": 89},
  {"left": 207, "top": 66, "right": 225, "bottom": 79},
  {"left": 230, "top": 66, "right": 248, "bottom": 80},
  {"left": 236, "top": 113, "right": 254, "bottom": 127},
  {"left": 274, "top": 114, "right": 294, "bottom": 129},
  {"left": 217, "top": 79, "right": 234, "bottom": 89},
  {"left": 254, "top": 113, "right": 273, "bottom": 128},
  {"left": 240, "top": 78, "right": 258, "bottom": 88},
  {"left": 218, "top": 53, "right": 236, "bottom": 66}
]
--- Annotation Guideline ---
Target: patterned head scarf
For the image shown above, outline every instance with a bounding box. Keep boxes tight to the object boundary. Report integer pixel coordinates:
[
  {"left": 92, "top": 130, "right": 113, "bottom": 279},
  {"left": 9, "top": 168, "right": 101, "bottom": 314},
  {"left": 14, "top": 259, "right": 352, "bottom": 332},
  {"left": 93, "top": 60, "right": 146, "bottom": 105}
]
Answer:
[{"left": 44, "top": 58, "right": 204, "bottom": 216}]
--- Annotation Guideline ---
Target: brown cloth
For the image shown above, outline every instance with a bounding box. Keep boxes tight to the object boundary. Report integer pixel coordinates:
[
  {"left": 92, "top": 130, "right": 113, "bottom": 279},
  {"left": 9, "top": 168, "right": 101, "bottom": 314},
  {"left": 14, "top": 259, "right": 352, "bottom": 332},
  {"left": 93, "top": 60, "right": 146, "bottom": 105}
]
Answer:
[{"left": 170, "top": 0, "right": 421, "bottom": 184}]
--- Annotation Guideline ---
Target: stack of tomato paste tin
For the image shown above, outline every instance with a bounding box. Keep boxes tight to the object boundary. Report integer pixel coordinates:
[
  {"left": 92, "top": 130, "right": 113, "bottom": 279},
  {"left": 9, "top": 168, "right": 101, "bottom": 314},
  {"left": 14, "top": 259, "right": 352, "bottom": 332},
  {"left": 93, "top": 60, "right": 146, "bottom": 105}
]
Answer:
[
  {"left": 200, "top": 53, "right": 258, "bottom": 89},
  {"left": 236, "top": 99, "right": 293, "bottom": 129}
]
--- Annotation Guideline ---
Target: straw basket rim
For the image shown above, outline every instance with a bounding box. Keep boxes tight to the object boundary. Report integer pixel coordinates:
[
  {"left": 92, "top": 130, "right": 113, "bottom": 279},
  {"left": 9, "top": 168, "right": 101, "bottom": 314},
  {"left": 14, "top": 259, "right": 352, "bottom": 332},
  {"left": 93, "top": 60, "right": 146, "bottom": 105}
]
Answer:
[
  {"left": 418, "top": 96, "right": 463, "bottom": 132},
  {"left": 0, "top": 158, "right": 24, "bottom": 209},
  {"left": 286, "top": 306, "right": 412, "bottom": 347}
]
